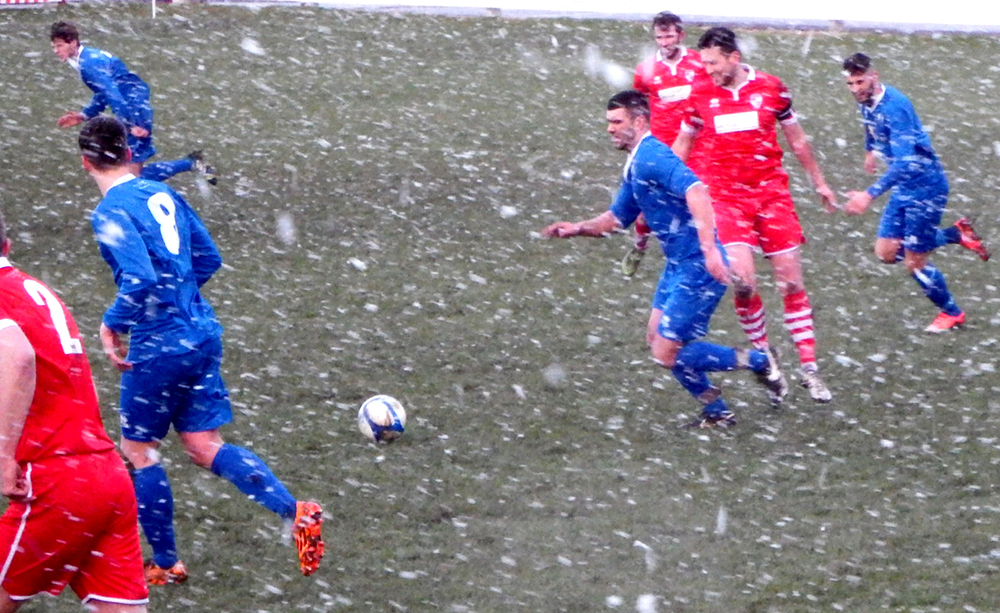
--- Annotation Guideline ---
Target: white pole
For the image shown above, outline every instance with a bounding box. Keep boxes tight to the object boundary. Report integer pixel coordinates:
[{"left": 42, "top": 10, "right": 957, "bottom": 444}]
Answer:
[{"left": 152, "top": 0, "right": 156, "bottom": 19}]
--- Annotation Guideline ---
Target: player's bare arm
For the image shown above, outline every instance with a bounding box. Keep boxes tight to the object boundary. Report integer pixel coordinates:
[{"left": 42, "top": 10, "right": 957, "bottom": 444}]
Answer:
[
  {"left": 685, "top": 184, "right": 729, "bottom": 285},
  {"left": 542, "top": 210, "right": 622, "bottom": 238},
  {"left": 671, "top": 130, "right": 694, "bottom": 162},
  {"left": 57, "top": 111, "right": 86, "bottom": 128},
  {"left": 99, "top": 322, "right": 133, "bottom": 372},
  {"left": 780, "top": 121, "right": 838, "bottom": 212},
  {"left": 864, "top": 150, "right": 879, "bottom": 174},
  {"left": 0, "top": 326, "right": 35, "bottom": 501}
]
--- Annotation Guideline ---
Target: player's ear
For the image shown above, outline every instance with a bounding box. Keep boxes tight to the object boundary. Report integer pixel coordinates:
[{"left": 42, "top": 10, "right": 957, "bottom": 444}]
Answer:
[{"left": 81, "top": 155, "right": 93, "bottom": 172}]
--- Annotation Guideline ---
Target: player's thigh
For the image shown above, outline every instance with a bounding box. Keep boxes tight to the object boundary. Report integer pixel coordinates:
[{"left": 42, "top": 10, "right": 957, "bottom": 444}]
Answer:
[
  {"left": 756, "top": 190, "right": 805, "bottom": 256},
  {"left": 901, "top": 186, "right": 948, "bottom": 254},
  {"left": 655, "top": 266, "right": 727, "bottom": 343},
  {"left": 119, "top": 351, "right": 199, "bottom": 442},
  {"left": 69, "top": 454, "right": 148, "bottom": 606},
  {"left": 712, "top": 193, "right": 758, "bottom": 249},
  {"left": 877, "top": 192, "right": 908, "bottom": 242},
  {"left": 174, "top": 337, "right": 233, "bottom": 435},
  {"left": 0, "top": 455, "right": 143, "bottom": 603}
]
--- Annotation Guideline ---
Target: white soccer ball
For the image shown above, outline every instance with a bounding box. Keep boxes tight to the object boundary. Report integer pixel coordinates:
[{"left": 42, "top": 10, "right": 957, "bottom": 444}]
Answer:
[{"left": 357, "top": 395, "right": 406, "bottom": 443}]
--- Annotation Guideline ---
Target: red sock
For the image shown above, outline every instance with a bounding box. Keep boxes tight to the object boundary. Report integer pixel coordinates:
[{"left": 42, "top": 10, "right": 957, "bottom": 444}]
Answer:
[
  {"left": 635, "top": 215, "right": 650, "bottom": 250},
  {"left": 783, "top": 290, "right": 816, "bottom": 366},
  {"left": 734, "top": 292, "right": 768, "bottom": 349}
]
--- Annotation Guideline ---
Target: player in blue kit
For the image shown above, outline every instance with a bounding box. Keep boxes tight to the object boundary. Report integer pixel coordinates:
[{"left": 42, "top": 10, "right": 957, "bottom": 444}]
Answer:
[
  {"left": 51, "top": 21, "right": 216, "bottom": 185},
  {"left": 842, "top": 53, "right": 989, "bottom": 333},
  {"left": 78, "top": 116, "right": 323, "bottom": 583},
  {"left": 543, "top": 90, "right": 788, "bottom": 428}
]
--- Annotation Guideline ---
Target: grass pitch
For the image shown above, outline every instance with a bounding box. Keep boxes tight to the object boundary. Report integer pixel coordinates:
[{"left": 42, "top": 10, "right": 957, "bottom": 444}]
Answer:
[{"left": 3, "top": 4, "right": 1000, "bottom": 612}]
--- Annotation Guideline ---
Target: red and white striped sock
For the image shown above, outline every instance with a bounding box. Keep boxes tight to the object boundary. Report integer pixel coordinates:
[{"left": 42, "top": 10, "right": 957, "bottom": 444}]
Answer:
[
  {"left": 783, "top": 290, "right": 817, "bottom": 367},
  {"left": 734, "top": 292, "right": 769, "bottom": 350}
]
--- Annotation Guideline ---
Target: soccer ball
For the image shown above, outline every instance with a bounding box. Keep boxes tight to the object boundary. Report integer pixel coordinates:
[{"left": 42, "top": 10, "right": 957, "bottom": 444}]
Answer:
[{"left": 357, "top": 395, "right": 406, "bottom": 443}]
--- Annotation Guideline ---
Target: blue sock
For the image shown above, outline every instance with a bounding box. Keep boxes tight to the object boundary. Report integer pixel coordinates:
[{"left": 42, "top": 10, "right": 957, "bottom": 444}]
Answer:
[
  {"left": 210, "top": 444, "right": 297, "bottom": 520},
  {"left": 140, "top": 157, "right": 195, "bottom": 182},
  {"left": 935, "top": 226, "right": 960, "bottom": 248},
  {"left": 912, "top": 264, "right": 961, "bottom": 316},
  {"left": 132, "top": 464, "right": 178, "bottom": 569},
  {"left": 671, "top": 342, "right": 739, "bottom": 398}
]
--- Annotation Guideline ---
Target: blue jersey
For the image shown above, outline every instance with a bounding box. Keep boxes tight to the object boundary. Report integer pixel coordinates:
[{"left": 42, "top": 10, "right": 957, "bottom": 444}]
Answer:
[
  {"left": 92, "top": 176, "right": 223, "bottom": 362},
  {"left": 610, "top": 134, "right": 708, "bottom": 266},
  {"left": 859, "top": 85, "right": 945, "bottom": 199},
  {"left": 76, "top": 46, "right": 152, "bottom": 131}
]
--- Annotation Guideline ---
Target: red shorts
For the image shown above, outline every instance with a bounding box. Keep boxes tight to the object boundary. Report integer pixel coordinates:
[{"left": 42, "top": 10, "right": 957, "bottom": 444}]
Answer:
[
  {"left": 710, "top": 172, "right": 804, "bottom": 256},
  {"left": 0, "top": 451, "right": 148, "bottom": 605}
]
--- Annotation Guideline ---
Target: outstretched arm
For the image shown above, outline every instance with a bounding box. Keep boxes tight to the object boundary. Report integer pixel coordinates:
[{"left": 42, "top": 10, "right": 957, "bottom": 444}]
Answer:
[
  {"left": 781, "top": 121, "right": 838, "bottom": 212},
  {"left": 542, "top": 210, "right": 622, "bottom": 238}
]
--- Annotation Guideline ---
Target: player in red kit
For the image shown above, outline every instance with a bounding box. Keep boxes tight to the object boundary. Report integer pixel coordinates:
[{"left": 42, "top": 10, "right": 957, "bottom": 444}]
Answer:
[
  {"left": 673, "top": 27, "right": 838, "bottom": 403},
  {"left": 623, "top": 11, "right": 710, "bottom": 278},
  {"left": 0, "top": 210, "right": 149, "bottom": 612}
]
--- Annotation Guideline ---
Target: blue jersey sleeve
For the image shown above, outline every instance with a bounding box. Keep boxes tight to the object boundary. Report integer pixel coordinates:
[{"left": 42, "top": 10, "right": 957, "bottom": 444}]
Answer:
[
  {"left": 79, "top": 50, "right": 142, "bottom": 127},
  {"left": 183, "top": 200, "right": 223, "bottom": 287},
  {"left": 92, "top": 208, "right": 158, "bottom": 333},
  {"left": 867, "top": 92, "right": 937, "bottom": 199},
  {"left": 610, "top": 173, "right": 639, "bottom": 229}
]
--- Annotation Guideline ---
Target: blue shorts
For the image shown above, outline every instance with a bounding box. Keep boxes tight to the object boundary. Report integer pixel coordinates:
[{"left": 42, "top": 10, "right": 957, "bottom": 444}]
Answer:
[
  {"left": 118, "top": 336, "right": 232, "bottom": 442},
  {"left": 877, "top": 178, "right": 949, "bottom": 254},
  {"left": 652, "top": 262, "right": 728, "bottom": 343}
]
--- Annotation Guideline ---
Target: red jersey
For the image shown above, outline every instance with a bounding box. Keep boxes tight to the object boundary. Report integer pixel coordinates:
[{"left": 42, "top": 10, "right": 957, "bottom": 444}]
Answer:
[
  {"left": 0, "top": 258, "right": 116, "bottom": 462},
  {"left": 680, "top": 66, "right": 796, "bottom": 188},
  {"left": 634, "top": 47, "right": 705, "bottom": 144}
]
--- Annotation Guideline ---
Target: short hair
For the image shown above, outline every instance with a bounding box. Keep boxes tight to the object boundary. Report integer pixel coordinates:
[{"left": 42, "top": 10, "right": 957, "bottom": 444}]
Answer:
[
  {"left": 698, "top": 26, "right": 740, "bottom": 55},
  {"left": 843, "top": 53, "right": 872, "bottom": 75},
  {"left": 607, "top": 90, "right": 650, "bottom": 121},
  {"left": 50, "top": 21, "right": 79, "bottom": 43},
  {"left": 79, "top": 116, "right": 129, "bottom": 170},
  {"left": 651, "top": 11, "right": 683, "bottom": 32}
]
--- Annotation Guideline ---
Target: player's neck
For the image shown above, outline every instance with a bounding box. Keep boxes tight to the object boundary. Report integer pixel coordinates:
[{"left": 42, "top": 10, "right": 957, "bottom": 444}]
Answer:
[{"left": 91, "top": 168, "right": 135, "bottom": 196}]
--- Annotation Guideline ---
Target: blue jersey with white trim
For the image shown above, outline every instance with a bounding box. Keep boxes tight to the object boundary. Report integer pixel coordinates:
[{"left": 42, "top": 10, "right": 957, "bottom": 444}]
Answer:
[
  {"left": 859, "top": 85, "right": 945, "bottom": 198},
  {"left": 92, "top": 176, "right": 223, "bottom": 362},
  {"left": 77, "top": 46, "right": 151, "bottom": 129},
  {"left": 610, "top": 134, "right": 710, "bottom": 266}
]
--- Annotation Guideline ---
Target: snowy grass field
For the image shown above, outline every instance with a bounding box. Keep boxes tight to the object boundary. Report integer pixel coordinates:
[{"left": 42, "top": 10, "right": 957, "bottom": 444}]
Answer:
[{"left": 4, "top": 4, "right": 1000, "bottom": 611}]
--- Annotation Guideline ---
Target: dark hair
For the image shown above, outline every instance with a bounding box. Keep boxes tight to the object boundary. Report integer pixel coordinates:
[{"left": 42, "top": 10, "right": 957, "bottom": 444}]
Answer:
[
  {"left": 698, "top": 26, "right": 740, "bottom": 55},
  {"left": 843, "top": 53, "right": 872, "bottom": 75},
  {"left": 79, "top": 116, "right": 129, "bottom": 170},
  {"left": 0, "top": 208, "right": 7, "bottom": 250},
  {"left": 607, "top": 90, "right": 650, "bottom": 121},
  {"left": 651, "top": 11, "right": 683, "bottom": 32},
  {"left": 50, "top": 21, "right": 79, "bottom": 43}
]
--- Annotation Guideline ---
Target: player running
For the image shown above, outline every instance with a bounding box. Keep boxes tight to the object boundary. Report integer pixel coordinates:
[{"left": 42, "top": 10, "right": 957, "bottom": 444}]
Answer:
[
  {"left": 842, "top": 52, "right": 989, "bottom": 333},
  {"left": 623, "top": 11, "right": 710, "bottom": 277},
  {"left": 78, "top": 116, "right": 322, "bottom": 584},
  {"left": 543, "top": 90, "right": 788, "bottom": 429},
  {"left": 672, "top": 27, "right": 837, "bottom": 403},
  {"left": 0, "top": 211, "right": 150, "bottom": 612},
  {"left": 50, "top": 21, "right": 216, "bottom": 185}
]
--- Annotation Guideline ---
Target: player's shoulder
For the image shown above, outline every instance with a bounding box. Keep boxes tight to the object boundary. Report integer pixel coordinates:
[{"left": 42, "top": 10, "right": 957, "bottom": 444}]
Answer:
[{"left": 680, "top": 48, "right": 704, "bottom": 69}]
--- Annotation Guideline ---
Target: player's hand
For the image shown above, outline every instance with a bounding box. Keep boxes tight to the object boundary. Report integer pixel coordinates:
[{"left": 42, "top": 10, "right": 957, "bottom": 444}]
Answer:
[
  {"left": 863, "top": 151, "right": 878, "bottom": 175},
  {"left": 702, "top": 245, "right": 730, "bottom": 285},
  {"left": 542, "top": 222, "right": 579, "bottom": 238},
  {"left": 816, "top": 183, "right": 840, "bottom": 213},
  {"left": 0, "top": 458, "right": 29, "bottom": 502},
  {"left": 99, "top": 323, "right": 133, "bottom": 372},
  {"left": 845, "top": 191, "right": 873, "bottom": 215},
  {"left": 130, "top": 126, "right": 150, "bottom": 138},
  {"left": 56, "top": 111, "right": 86, "bottom": 128}
]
